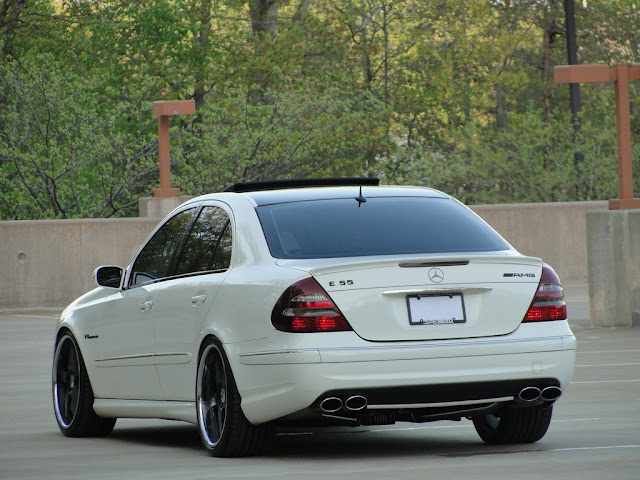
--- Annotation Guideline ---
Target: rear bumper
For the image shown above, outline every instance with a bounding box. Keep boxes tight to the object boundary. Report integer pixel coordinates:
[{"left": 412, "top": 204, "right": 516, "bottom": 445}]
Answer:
[{"left": 229, "top": 322, "right": 576, "bottom": 424}]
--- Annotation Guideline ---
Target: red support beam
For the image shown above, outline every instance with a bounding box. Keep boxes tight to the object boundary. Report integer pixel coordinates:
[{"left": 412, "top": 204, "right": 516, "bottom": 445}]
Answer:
[
  {"left": 554, "top": 63, "right": 640, "bottom": 210},
  {"left": 152, "top": 100, "right": 196, "bottom": 198}
]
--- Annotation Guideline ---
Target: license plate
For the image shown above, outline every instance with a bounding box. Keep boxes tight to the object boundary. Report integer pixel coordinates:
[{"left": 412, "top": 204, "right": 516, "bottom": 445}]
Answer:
[{"left": 407, "top": 294, "right": 466, "bottom": 325}]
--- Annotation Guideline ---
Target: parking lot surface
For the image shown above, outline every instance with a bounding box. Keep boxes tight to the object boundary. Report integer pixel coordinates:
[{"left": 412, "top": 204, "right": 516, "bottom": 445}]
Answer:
[{"left": 1, "top": 296, "right": 639, "bottom": 480}]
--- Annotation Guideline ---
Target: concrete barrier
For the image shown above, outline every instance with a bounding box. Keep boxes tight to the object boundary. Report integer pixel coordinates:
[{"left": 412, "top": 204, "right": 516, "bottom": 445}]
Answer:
[
  {"left": 472, "top": 201, "right": 607, "bottom": 286},
  {"left": 1, "top": 218, "right": 159, "bottom": 309},
  {"left": 586, "top": 210, "right": 640, "bottom": 326},
  {"left": 0, "top": 201, "right": 608, "bottom": 309}
]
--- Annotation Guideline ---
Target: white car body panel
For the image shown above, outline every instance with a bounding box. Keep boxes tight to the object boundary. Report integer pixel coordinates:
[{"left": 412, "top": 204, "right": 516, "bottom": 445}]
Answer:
[
  {"left": 92, "top": 399, "right": 196, "bottom": 424},
  {"left": 228, "top": 321, "right": 576, "bottom": 423},
  {"left": 302, "top": 255, "right": 543, "bottom": 341},
  {"left": 64, "top": 286, "right": 164, "bottom": 401},
  {"left": 147, "top": 273, "right": 227, "bottom": 401},
  {"left": 92, "top": 320, "right": 576, "bottom": 426}
]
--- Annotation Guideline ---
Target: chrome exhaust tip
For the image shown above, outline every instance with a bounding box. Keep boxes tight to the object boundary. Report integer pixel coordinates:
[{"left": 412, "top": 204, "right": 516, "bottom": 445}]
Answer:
[
  {"left": 320, "top": 397, "right": 344, "bottom": 413},
  {"left": 518, "top": 386, "right": 542, "bottom": 402},
  {"left": 540, "top": 386, "right": 562, "bottom": 401},
  {"left": 344, "top": 395, "right": 368, "bottom": 411}
]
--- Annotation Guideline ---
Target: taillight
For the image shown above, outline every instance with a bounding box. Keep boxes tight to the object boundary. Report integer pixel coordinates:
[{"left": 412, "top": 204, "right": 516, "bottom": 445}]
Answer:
[
  {"left": 523, "top": 266, "right": 567, "bottom": 322},
  {"left": 272, "top": 277, "right": 353, "bottom": 333}
]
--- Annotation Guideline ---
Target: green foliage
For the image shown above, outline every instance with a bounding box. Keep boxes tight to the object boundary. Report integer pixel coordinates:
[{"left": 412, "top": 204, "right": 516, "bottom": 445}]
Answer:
[
  {"left": 175, "top": 87, "right": 389, "bottom": 194},
  {"left": 0, "top": 53, "right": 158, "bottom": 218},
  {"left": 0, "top": 0, "right": 637, "bottom": 219}
]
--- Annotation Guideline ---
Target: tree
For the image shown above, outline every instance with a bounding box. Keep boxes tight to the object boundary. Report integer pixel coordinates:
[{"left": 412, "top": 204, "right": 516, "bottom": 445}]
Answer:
[
  {"left": 0, "top": 54, "right": 159, "bottom": 218},
  {"left": 0, "top": 0, "right": 635, "bottom": 219}
]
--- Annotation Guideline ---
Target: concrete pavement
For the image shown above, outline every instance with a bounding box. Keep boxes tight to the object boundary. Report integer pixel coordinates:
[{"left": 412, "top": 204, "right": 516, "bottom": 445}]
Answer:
[{"left": 1, "top": 291, "right": 639, "bottom": 479}]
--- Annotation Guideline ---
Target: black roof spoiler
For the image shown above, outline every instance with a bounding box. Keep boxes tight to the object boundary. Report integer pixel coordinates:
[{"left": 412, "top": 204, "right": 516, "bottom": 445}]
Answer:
[{"left": 224, "top": 177, "right": 380, "bottom": 193}]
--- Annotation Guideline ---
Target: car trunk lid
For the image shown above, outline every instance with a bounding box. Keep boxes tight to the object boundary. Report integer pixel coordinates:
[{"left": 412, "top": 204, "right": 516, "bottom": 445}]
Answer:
[{"left": 279, "top": 254, "right": 542, "bottom": 341}]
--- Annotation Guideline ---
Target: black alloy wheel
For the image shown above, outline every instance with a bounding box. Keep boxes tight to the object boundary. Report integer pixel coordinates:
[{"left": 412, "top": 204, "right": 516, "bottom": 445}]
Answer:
[
  {"left": 197, "top": 342, "right": 228, "bottom": 449},
  {"left": 52, "top": 332, "right": 116, "bottom": 436},
  {"left": 196, "top": 339, "right": 271, "bottom": 457}
]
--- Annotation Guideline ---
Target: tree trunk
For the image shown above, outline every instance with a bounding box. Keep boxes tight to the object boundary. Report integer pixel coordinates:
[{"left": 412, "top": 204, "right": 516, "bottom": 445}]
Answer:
[
  {"left": 293, "top": 0, "right": 311, "bottom": 26},
  {"left": 494, "top": 82, "right": 507, "bottom": 129},
  {"left": 249, "top": 0, "right": 279, "bottom": 104},
  {"left": 540, "top": 5, "right": 561, "bottom": 124},
  {"left": 0, "top": 0, "right": 27, "bottom": 59},
  {"left": 191, "top": 0, "right": 213, "bottom": 111}
]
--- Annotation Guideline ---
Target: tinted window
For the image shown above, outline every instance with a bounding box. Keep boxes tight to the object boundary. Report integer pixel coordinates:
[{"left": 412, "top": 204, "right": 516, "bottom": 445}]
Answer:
[
  {"left": 129, "top": 209, "right": 196, "bottom": 286},
  {"left": 174, "top": 206, "right": 232, "bottom": 276},
  {"left": 257, "top": 197, "right": 509, "bottom": 259}
]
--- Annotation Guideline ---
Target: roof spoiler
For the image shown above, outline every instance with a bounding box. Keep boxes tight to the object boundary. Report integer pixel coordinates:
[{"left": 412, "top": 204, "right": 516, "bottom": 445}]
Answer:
[{"left": 224, "top": 177, "right": 380, "bottom": 193}]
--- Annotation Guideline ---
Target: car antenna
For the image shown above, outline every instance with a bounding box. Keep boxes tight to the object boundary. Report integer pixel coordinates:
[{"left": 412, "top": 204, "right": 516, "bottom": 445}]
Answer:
[{"left": 355, "top": 185, "right": 367, "bottom": 207}]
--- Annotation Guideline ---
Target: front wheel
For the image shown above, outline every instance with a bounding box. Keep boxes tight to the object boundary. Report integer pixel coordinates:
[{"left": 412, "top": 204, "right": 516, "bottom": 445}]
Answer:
[
  {"left": 472, "top": 404, "right": 553, "bottom": 445},
  {"left": 52, "top": 332, "right": 116, "bottom": 437},
  {"left": 196, "top": 339, "right": 271, "bottom": 457}
]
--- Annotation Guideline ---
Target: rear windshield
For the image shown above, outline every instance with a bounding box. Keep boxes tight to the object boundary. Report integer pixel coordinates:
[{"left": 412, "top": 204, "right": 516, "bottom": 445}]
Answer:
[{"left": 256, "top": 197, "right": 510, "bottom": 259}]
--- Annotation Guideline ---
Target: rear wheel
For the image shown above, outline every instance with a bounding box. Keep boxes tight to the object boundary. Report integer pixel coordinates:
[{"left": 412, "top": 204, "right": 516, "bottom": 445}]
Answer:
[
  {"left": 196, "top": 339, "right": 271, "bottom": 457},
  {"left": 472, "top": 404, "right": 553, "bottom": 444},
  {"left": 52, "top": 332, "right": 116, "bottom": 437}
]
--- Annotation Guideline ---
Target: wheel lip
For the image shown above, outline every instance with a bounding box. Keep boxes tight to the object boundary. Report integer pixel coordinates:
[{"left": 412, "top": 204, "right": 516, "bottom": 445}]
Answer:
[
  {"left": 196, "top": 342, "right": 228, "bottom": 450},
  {"left": 52, "top": 334, "right": 80, "bottom": 429}
]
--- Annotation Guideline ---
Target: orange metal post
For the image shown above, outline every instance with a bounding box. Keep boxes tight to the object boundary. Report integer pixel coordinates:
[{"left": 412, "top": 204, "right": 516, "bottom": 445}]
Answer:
[
  {"left": 152, "top": 100, "right": 196, "bottom": 198},
  {"left": 554, "top": 63, "right": 640, "bottom": 210},
  {"left": 553, "top": 64, "right": 610, "bottom": 84},
  {"left": 156, "top": 114, "right": 175, "bottom": 194},
  {"left": 608, "top": 64, "right": 639, "bottom": 209}
]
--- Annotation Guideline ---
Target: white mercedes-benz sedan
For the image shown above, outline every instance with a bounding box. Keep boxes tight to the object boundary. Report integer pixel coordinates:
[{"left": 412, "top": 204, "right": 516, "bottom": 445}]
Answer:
[{"left": 52, "top": 178, "right": 576, "bottom": 457}]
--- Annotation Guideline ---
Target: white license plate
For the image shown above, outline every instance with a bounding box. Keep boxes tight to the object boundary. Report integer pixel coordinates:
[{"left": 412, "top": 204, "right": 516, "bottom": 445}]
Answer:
[{"left": 407, "top": 294, "right": 466, "bottom": 325}]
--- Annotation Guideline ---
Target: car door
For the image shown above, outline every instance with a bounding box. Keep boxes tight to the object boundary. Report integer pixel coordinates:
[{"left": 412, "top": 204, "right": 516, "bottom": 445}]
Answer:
[
  {"left": 152, "top": 204, "right": 233, "bottom": 401},
  {"left": 91, "top": 207, "right": 197, "bottom": 400},
  {"left": 88, "top": 285, "right": 160, "bottom": 400}
]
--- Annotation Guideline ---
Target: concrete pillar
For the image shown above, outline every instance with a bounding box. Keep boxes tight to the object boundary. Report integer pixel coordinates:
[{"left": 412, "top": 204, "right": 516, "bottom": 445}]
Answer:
[
  {"left": 138, "top": 196, "right": 193, "bottom": 219},
  {"left": 586, "top": 210, "right": 640, "bottom": 326}
]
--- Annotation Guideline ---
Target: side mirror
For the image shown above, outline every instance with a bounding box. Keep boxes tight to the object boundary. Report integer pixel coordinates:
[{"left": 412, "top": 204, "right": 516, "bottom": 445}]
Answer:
[{"left": 93, "top": 266, "right": 124, "bottom": 289}]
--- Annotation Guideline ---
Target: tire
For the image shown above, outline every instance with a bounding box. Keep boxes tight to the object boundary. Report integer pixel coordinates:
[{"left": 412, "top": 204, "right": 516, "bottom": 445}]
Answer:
[
  {"left": 196, "top": 339, "right": 271, "bottom": 457},
  {"left": 472, "top": 404, "right": 553, "bottom": 445},
  {"left": 52, "top": 332, "right": 116, "bottom": 437}
]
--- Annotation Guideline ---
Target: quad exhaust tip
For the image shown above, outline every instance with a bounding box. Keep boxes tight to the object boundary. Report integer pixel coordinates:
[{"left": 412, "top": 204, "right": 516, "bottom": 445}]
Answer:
[
  {"left": 320, "top": 387, "right": 561, "bottom": 414},
  {"left": 320, "top": 395, "right": 368, "bottom": 413},
  {"left": 518, "top": 385, "right": 562, "bottom": 403},
  {"left": 319, "top": 397, "right": 343, "bottom": 413},
  {"left": 519, "top": 386, "right": 542, "bottom": 402},
  {"left": 345, "top": 395, "right": 368, "bottom": 411},
  {"left": 541, "top": 386, "right": 562, "bottom": 401}
]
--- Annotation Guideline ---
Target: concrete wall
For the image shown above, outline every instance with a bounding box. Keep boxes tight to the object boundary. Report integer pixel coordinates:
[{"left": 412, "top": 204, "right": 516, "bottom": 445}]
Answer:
[
  {"left": 2, "top": 218, "right": 159, "bottom": 309},
  {"left": 586, "top": 210, "right": 640, "bottom": 327},
  {"left": 0, "top": 201, "right": 608, "bottom": 309},
  {"left": 472, "top": 201, "right": 608, "bottom": 286}
]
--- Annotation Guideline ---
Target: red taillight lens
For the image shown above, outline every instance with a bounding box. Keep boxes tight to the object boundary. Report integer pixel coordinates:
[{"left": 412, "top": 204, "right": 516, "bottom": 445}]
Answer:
[
  {"left": 523, "top": 266, "right": 567, "bottom": 322},
  {"left": 272, "top": 277, "right": 353, "bottom": 333}
]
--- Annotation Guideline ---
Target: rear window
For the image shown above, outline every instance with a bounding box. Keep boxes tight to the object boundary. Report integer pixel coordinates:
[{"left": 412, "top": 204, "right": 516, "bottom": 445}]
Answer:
[{"left": 256, "top": 197, "right": 510, "bottom": 259}]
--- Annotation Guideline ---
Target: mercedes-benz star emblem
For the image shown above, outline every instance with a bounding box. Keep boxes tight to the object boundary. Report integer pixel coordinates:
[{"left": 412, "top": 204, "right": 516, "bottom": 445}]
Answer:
[{"left": 428, "top": 268, "right": 444, "bottom": 283}]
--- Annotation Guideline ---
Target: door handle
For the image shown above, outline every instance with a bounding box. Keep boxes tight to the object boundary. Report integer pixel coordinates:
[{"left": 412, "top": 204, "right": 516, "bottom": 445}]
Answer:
[
  {"left": 191, "top": 294, "right": 207, "bottom": 307},
  {"left": 140, "top": 300, "right": 153, "bottom": 311}
]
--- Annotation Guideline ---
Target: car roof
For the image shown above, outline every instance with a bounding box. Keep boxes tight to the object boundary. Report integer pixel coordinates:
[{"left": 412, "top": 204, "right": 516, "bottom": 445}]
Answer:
[
  {"left": 186, "top": 179, "right": 451, "bottom": 208},
  {"left": 241, "top": 184, "right": 450, "bottom": 206}
]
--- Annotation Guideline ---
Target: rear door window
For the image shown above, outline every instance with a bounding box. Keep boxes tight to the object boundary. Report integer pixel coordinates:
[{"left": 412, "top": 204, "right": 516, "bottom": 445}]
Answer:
[{"left": 174, "top": 206, "right": 232, "bottom": 275}]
